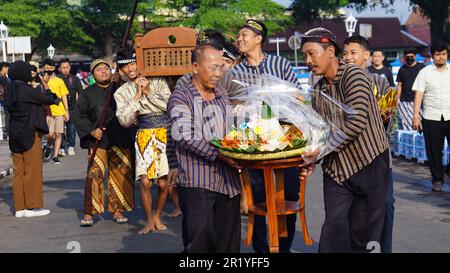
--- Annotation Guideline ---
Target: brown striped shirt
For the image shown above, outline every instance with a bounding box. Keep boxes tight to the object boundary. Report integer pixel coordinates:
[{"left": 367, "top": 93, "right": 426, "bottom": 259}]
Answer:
[{"left": 313, "top": 61, "right": 389, "bottom": 183}]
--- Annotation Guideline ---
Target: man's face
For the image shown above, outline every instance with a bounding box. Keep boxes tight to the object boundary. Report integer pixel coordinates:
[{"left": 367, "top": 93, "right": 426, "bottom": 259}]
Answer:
[
  {"left": 44, "top": 64, "right": 55, "bottom": 73},
  {"left": 120, "top": 62, "right": 138, "bottom": 81},
  {"left": 302, "top": 42, "right": 333, "bottom": 76},
  {"left": 93, "top": 63, "right": 112, "bottom": 85},
  {"left": 223, "top": 57, "right": 235, "bottom": 70},
  {"left": 237, "top": 28, "right": 261, "bottom": 54},
  {"left": 343, "top": 42, "right": 370, "bottom": 67},
  {"left": 59, "top": 62, "right": 71, "bottom": 76},
  {"left": 193, "top": 47, "right": 225, "bottom": 90},
  {"left": 404, "top": 53, "right": 416, "bottom": 65},
  {"left": 433, "top": 49, "right": 448, "bottom": 67},
  {"left": 1, "top": 66, "right": 8, "bottom": 75},
  {"left": 371, "top": 51, "right": 384, "bottom": 66}
]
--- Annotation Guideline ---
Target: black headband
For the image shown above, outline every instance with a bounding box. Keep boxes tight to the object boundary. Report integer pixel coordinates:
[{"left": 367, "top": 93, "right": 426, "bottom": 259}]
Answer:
[
  {"left": 242, "top": 20, "right": 266, "bottom": 37},
  {"left": 117, "top": 52, "right": 136, "bottom": 67},
  {"left": 300, "top": 30, "right": 341, "bottom": 54},
  {"left": 222, "top": 48, "right": 237, "bottom": 61}
]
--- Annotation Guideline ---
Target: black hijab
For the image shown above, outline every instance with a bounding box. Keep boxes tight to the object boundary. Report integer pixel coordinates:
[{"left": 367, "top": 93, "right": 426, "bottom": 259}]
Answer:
[{"left": 4, "top": 61, "right": 33, "bottom": 110}]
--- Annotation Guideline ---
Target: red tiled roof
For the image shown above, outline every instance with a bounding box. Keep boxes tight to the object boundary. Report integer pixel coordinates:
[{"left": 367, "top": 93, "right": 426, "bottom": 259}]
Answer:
[
  {"left": 407, "top": 27, "right": 431, "bottom": 45},
  {"left": 403, "top": 7, "right": 449, "bottom": 45},
  {"left": 264, "top": 17, "right": 428, "bottom": 52}
]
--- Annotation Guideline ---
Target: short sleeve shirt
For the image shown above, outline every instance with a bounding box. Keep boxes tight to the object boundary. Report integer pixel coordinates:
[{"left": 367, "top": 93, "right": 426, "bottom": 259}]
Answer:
[
  {"left": 412, "top": 63, "right": 450, "bottom": 121},
  {"left": 396, "top": 63, "right": 425, "bottom": 102},
  {"left": 48, "top": 77, "right": 69, "bottom": 116}
]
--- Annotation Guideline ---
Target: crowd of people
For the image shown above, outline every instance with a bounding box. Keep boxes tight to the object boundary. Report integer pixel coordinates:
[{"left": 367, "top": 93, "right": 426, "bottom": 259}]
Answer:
[{"left": 1, "top": 18, "right": 448, "bottom": 253}]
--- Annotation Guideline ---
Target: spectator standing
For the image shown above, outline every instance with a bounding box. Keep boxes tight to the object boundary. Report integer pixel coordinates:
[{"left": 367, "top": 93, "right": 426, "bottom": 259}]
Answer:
[
  {"left": 58, "top": 58, "right": 83, "bottom": 156},
  {"left": 368, "top": 50, "right": 395, "bottom": 87},
  {"left": 42, "top": 58, "right": 70, "bottom": 164},
  {"left": 396, "top": 48, "right": 425, "bottom": 130},
  {"left": 4, "top": 61, "right": 60, "bottom": 217},
  {"left": 412, "top": 41, "right": 450, "bottom": 192}
]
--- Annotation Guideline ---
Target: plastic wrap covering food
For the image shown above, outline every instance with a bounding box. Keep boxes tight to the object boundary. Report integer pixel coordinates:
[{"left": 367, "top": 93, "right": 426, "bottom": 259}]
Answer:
[{"left": 210, "top": 70, "right": 357, "bottom": 163}]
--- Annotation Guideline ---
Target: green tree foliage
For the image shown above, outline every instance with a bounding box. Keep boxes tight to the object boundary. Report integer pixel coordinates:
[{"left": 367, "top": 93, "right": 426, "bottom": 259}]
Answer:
[
  {"left": 143, "top": 0, "right": 293, "bottom": 39},
  {"left": 0, "top": 0, "right": 293, "bottom": 59},
  {"left": 71, "top": 0, "right": 146, "bottom": 58},
  {"left": 0, "top": 0, "right": 93, "bottom": 58}
]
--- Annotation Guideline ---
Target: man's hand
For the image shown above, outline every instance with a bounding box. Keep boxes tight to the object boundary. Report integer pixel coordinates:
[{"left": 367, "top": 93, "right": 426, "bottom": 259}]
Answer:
[
  {"left": 136, "top": 77, "right": 150, "bottom": 96},
  {"left": 382, "top": 108, "right": 394, "bottom": 123},
  {"left": 218, "top": 153, "right": 242, "bottom": 170},
  {"left": 91, "top": 128, "right": 106, "bottom": 141},
  {"left": 302, "top": 147, "right": 321, "bottom": 164},
  {"left": 39, "top": 75, "right": 50, "bottom": 90},
  {"left": 31, "top": 81, "right": 40, "bottom": 89},
  {"left": 168, "top": 169, "right": 179, "bottom": 185},
  {"left": 412, "top": 115, "right": 421, "bottom": 131},
  {"left": 303, "top": 163, "right": 316, "bottom": 177},
  {"left": 64, "top": 112, "right": 70, "bottom": 122},
  {"left": 295, "top": 94, "right": 305, "bottom": 102},
  {"left": 42, "top": 73, "right": 50, "bottom": 83}
]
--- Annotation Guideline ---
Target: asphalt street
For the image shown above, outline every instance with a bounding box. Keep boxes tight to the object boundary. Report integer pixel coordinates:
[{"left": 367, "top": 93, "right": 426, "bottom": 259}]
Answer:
[{"left": 1, "top": 144, "right": 450, "bottom": 253}]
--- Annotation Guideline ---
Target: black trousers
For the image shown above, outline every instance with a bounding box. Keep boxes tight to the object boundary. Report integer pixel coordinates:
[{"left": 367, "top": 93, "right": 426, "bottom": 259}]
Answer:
[
  {"left": 179, "top": 187, "right": 241, "bottom": 253},
  {"left": 319, "top": 150, "right": 390, "bottom": 253},
  {"left": 422, "top": 117, "right": 450, "bottom": 183}
]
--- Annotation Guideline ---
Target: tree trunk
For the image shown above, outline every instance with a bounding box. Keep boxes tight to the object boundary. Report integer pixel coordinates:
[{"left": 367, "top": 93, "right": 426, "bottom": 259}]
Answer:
[
  {"left": 104, "top": 32, "right": 113, "bottom": 60},
  {"left": 413, "top": 0, "right": 450, "bottom": 44},
  {"left": 428, "top": 3, "right": 449, "bottom": 43}
]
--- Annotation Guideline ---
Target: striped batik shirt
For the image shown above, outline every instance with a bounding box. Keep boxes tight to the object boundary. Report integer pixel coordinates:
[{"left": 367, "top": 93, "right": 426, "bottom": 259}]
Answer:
[
  {"left": 313, "top": 61, "right": 389, "bottom": 183},
  {"left": 167, "top": 79, "right": 241, "bottom": 198},
  {"left": 233, "top": 52, "right": 301, "bottom": 88}
]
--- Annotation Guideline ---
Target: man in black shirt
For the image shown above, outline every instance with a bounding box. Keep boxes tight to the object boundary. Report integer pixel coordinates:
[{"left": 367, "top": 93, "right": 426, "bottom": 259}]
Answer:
[
  {"left": 58, "top": 58, "right": 83, "bottom": 156},
  {"left": 72, "top": 59, "right": 135, "bottom": 226},
  {"left": 395, "top": 48, "right": 425, "bottom": 130},
  {"left": 368, "top": 50, "right": 395, "bottom": 87}
]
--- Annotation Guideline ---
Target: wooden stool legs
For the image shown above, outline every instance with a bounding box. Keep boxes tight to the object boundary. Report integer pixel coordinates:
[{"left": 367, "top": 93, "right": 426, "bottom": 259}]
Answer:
[
  {"left": 299, "top": 168, "right": 314, "bottom": 246},
  {"left": 242, "top": 166, "right": 313, "bottom": 252}
]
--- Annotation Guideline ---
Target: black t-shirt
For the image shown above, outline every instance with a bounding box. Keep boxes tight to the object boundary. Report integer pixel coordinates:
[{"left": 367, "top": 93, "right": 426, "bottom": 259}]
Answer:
[
  {"left": 396, "top": 63, "right": 425, "bottom": 102},
  {"left": 367, "top": 65, "right": 395, "bottom": 87},
  {"left": 58, "top": 74, "right": 82, "bottom": 110}
]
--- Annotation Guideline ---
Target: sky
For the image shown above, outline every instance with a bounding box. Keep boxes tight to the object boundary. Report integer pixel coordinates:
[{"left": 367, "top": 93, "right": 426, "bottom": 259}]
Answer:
[{"left": 273, "top": 0, "right": 413, "bottom": 24}]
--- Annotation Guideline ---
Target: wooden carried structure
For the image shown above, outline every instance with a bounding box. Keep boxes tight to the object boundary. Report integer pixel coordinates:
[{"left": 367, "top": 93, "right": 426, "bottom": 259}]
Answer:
[{"left": 134, "top": 27, "right": 198, "bottom": 77}]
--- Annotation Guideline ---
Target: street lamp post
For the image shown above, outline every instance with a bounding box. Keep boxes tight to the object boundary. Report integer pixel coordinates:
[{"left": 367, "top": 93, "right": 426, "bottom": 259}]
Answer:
[
  {"left": 344, "top": 13, "right": 358, "bottom": 37},
  {"left": 268, "top": 37, "right": 287, "bottom": 57},
  {"left": 0, "top": 21, "right": 9, "bottom": 62},
  {"left": 47, "top": 44, "right": 55, "bottom": 59}
]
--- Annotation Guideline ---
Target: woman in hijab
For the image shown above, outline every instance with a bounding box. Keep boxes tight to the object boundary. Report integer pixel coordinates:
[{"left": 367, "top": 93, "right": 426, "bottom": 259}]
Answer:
[{"left": 4, "top": 60, "right": 60, "bottom": 218}]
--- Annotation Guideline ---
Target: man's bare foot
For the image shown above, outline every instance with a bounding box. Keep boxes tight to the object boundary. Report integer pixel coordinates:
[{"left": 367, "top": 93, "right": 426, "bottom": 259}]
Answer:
[
  {"left": 153, "top": 217, "right": 167, "bottom": 230},
  {"left": 138, "top": 224, "right": 155, "bottom": 235},
  {"left": 168, "top": 208, "right": 182, "bottom": 218}
]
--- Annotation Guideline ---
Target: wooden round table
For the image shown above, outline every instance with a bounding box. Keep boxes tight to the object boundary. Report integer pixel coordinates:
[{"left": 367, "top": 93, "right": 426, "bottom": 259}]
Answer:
[{"left": 237, "top": 156, "right": 314, "bottom": 253}]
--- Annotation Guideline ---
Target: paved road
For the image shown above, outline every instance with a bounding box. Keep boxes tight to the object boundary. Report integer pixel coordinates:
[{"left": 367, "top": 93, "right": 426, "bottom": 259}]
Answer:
[{"left": 1, "top": 144, "right": 450, "bottom": 253}]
